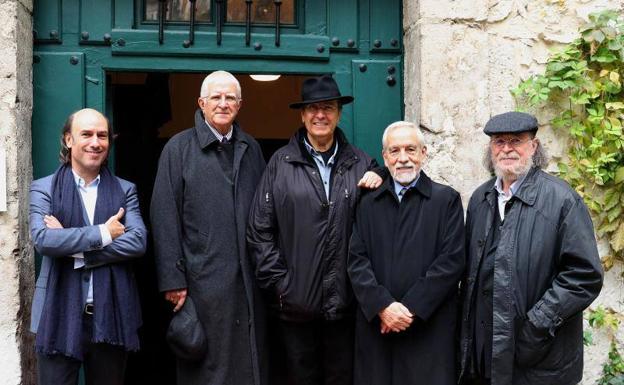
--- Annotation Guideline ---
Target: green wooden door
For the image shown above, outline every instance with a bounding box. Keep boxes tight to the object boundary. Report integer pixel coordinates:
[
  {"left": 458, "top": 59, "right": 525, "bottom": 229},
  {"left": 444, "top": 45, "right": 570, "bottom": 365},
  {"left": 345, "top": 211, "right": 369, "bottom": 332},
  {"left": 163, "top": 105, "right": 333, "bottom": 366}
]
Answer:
[
  {"left": 33, "top": 0, "right": 403, "bottom": 169},
  {"left": 32, "top": 1, "right": 403, "bottom": 384}
]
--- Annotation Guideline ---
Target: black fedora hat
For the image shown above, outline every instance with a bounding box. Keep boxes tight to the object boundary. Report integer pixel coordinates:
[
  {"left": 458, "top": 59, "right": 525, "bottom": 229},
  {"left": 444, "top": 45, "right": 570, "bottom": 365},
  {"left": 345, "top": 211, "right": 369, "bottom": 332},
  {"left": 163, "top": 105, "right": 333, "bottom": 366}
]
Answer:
[
  {"left": 289, "top": 75, "right": 354, "bottom": 109},
  {"left": 166, "top": 297, "right": 208, "bottom": 362}
]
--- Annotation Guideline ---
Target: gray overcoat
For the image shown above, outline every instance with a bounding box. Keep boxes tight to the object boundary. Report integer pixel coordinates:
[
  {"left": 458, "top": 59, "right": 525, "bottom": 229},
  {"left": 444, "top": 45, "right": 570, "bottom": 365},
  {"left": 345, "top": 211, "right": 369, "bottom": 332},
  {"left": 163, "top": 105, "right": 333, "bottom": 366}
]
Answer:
[{"left": 151, "top": 110, "right": 267, "bottom": 385}]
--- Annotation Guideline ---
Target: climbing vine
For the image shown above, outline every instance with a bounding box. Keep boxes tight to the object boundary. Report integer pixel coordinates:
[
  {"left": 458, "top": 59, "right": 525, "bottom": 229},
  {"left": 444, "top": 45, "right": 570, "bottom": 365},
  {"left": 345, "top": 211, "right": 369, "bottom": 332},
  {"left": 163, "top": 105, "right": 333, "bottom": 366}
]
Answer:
[
  {"left": 587, "top": 306, "right": 624, "bottom": 384},
  {"left": 513, "top": 10, "right": 624, "bottom": 384},
  {"left": 512, "top": 10, "right": 624, "bottom": 269}
]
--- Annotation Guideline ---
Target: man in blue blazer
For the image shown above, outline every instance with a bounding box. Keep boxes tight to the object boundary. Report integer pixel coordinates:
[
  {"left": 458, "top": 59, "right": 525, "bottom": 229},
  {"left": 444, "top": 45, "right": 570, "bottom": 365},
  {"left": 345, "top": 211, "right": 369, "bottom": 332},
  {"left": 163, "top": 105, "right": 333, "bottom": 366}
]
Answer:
[{"left": 29, "top": 108, "right": 147, "bottom": 385}]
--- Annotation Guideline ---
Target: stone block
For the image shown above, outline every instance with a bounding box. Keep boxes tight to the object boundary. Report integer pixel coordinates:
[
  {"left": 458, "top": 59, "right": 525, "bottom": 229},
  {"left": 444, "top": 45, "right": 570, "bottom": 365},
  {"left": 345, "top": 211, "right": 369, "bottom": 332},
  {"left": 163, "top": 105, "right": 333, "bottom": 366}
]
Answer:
[{"left": 419, "top": 0, "right": 489, "bottom": 21}]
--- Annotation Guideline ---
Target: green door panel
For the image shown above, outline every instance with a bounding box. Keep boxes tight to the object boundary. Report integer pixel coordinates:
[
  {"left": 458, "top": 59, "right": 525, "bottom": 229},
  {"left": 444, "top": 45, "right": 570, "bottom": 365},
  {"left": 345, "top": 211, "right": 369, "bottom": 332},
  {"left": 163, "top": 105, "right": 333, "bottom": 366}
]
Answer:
[
  {"left": 80, "top": 0, "right": 113, "bottom": 45},
  {"left": 369, "top": 0, "right": 401, "bottom": 52},
  {"left": 110, "top": 30, "right": 331, "bottom": 60},
  {"left": 328, "top": 0, "right": 358, "bottom": 50},
  {"left": 34, "top": 0, "right": 62, "bottom": 43},
  {"left": 32, "top": 52, "right": 85, "bottom": 179},
  {"left": 351, "top": 59, "right": 402, "bottom": 162},
  {"left": 333, "top": 71, "right": 355, "bottom": 141}
]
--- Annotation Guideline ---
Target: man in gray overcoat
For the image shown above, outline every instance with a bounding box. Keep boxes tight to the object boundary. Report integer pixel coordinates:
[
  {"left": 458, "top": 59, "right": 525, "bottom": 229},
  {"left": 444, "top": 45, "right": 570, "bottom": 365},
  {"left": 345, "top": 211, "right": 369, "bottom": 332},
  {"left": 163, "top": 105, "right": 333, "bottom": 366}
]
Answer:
[{"left": 151, "top": 71, "right": 267, "bottom": 385}]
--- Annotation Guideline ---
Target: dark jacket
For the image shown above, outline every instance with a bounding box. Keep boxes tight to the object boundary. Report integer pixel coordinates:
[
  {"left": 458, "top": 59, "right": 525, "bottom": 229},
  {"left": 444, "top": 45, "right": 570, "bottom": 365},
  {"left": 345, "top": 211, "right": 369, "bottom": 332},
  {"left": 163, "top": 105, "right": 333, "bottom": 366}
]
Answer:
[
  {"left": 459, "top": 167, "right": 603, "bottom": 385},
  {"left": 247, "top": 127, "right": 376, "bottom": 321},
  {"left": 151, "top": 110, "right": 267, "bottom": 385},
  {"left": 348, "top": 172, "right": 465, "bottom": 385}
]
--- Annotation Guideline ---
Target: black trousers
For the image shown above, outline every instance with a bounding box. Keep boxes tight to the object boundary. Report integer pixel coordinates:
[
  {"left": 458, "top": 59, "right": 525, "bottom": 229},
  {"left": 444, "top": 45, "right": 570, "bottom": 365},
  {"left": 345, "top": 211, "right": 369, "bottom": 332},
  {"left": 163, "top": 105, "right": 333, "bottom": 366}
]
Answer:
[
  {"left": 36, "top": 313, "right": 128, "bottom": 385},
  {"left": 463, "top": 378, "right": 491, "bottom": 385},
  {"left": 276, "top": 318, "right": 354, "bottom": 385}
]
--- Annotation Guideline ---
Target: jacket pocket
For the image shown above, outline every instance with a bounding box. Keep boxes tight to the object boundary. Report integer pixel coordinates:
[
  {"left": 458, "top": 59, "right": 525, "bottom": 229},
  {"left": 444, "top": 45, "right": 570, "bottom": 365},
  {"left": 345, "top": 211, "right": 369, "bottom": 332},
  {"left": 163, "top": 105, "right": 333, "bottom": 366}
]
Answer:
[{"left": 515, "top": 318, "right": 554, "bottom": 368}]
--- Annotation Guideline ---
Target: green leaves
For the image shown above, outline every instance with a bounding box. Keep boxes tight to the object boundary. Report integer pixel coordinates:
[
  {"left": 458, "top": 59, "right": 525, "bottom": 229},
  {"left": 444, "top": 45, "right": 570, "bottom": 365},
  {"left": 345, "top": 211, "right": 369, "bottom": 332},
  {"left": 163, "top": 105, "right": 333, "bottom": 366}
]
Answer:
[
  {"left": 599, "top": 342, "right": 624, "bottom": 385},
  {"left": 512, "top": 9, "right": 624, "bottom": 270}
]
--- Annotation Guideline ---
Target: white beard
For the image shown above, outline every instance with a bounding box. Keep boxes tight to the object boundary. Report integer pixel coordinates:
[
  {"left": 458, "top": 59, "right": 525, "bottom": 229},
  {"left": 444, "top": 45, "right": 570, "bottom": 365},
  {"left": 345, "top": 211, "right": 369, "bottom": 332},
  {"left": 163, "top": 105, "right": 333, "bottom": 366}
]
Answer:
[
  {"left": 493, "top": 154, "right": 533, "bottom": 182},
  {"left": 391, "top": 167, "right": 419, "bottom": 185}
]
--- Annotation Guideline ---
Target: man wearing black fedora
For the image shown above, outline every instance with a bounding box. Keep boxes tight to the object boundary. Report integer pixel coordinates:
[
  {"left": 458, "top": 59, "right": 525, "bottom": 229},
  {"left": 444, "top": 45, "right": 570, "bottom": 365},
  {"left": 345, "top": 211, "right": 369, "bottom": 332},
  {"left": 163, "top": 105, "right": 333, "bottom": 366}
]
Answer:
[{"left": 248, "top": 74, "right": 380, "bottom": 385}]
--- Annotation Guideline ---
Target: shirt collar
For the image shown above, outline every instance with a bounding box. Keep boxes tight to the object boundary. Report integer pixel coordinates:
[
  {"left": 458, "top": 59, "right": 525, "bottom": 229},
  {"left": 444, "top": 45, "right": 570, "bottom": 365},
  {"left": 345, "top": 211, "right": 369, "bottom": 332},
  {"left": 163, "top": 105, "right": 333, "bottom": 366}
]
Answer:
[
  {"left": 303, "top": 136, "right": 338, "bottom": 166},
  {"left": 494, "top": 173, "right": 527, "bottom": 198},
  {"left": 204, "top": 120, "right": 233, "bottom": 142},
  {"left": 393, "top": 173, "right": 420, "bottom": 197},
  {"left": 71, "top": 169, "right": 100, "bottom": 188}
]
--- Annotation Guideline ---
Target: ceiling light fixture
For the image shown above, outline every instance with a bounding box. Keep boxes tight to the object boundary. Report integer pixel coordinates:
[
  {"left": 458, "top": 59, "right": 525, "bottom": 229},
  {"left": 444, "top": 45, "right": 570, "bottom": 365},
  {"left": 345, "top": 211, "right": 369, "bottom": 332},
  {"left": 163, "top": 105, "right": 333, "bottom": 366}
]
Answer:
[{"left": 249, "top": 74, "right": 281, "bottom": 81}]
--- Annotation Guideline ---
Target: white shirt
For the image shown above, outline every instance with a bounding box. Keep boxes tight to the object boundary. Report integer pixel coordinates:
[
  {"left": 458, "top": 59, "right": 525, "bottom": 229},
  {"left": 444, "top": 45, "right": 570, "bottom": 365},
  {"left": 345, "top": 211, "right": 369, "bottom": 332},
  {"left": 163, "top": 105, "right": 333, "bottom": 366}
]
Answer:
[
  {"left": 205, "top": 120, "right": 233, "bottom": 142},
  {"left": 493, "top": 174, "right": 527, "bottom": 221},
  {"left": 72, "top": 171, "right": 113, "bottom": 303}
]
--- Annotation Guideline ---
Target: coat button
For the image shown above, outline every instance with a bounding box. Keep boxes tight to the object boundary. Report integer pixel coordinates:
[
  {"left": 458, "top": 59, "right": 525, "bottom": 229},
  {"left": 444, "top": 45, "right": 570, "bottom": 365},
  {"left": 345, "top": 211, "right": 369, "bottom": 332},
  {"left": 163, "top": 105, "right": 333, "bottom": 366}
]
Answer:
[
  {"left": 83, "top": 274, "right": 90, "bottom": 282},
  {"left": 236, "top": 319, "right": 241, "bottom": 326}
]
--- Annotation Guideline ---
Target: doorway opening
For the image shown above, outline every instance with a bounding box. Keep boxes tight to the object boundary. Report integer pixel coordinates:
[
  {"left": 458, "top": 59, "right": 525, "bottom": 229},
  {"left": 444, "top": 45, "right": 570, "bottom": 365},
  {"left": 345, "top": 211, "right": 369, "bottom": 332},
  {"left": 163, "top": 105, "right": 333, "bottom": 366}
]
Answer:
[{"left": 108, "top": 71, "right": 309, "bottom": 384}]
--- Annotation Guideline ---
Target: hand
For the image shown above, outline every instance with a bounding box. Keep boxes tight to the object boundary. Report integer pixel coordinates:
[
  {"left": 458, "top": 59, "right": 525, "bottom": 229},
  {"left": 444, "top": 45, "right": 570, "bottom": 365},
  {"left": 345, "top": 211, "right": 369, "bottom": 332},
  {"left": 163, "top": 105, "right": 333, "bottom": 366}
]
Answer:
[
  {"left": 44, "top": 215, "right": 64, "bottom": 229},
  {"left": 105, "top": 208, "right": 125, "bottom": 239},
  {"left": 165, "top": 289, "right": 187, "bottom": 312},
  {"left": 357, "top": 171, "right": 383, "bottom": 189},
  {"left": 379, "top": 302, "right": 413, "bottom": 334}
]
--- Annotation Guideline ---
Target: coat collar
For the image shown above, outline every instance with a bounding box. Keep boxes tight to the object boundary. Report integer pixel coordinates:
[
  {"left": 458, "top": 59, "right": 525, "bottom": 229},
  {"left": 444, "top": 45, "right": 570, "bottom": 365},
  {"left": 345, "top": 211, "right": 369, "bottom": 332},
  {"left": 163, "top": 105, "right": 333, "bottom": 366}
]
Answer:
[
  {"left": 372, "top": 170, "right": 432, "bottom": 201},
  {"left": 283, "top": 126, "right": 358, "bottom": 166},
  {"left": 482, "top": 166, "right": 540, "bottom": 206},
  {"left": 194, "top": 109, "right": 249, "bottom": 149}
]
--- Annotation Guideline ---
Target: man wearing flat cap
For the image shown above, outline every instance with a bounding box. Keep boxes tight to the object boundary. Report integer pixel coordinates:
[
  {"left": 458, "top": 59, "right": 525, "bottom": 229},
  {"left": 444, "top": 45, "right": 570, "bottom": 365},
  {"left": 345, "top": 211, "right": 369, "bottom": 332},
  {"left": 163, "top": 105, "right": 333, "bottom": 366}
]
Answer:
[
  {"left": 458, "top": 111, "right": 603, "bottom": 385},
  {"left": 247, "top": 74, "right": 380, "bottom": 385}
]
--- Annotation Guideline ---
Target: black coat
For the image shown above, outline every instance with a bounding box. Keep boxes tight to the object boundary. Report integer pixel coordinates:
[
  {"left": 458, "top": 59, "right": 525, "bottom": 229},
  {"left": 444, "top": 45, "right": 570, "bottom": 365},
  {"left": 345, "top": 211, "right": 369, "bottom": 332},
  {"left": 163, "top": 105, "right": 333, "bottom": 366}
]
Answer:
[
  {"left": 151, "top": 110, "right": 267, "bottom": 385},
  {"left": 347, "top": 172, "right": 465, "bottom": 385},
  {"left": 247, "top": 128, "right": 376, "bottom": 321},
  {"left": 459, "top": 167, "right": 603, "bottom": 385}
]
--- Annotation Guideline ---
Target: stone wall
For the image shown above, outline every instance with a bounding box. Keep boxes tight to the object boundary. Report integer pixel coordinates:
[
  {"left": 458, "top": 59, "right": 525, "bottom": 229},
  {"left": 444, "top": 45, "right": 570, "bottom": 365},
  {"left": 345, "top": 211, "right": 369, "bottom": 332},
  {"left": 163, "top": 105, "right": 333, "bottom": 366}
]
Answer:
[
  {"left": 403, "top": 1, "right": 624, "bottom": 383},
  {"left": 0, "top": 0, "right": 34, "bottom": 384}
]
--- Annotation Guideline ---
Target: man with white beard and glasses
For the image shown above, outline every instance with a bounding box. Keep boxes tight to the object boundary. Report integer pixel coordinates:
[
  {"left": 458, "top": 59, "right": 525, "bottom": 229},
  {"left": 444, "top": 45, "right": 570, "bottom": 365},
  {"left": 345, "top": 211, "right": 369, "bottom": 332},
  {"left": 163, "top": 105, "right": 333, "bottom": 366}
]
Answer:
[
  {"left": 348, "top": 121, "right": 465, "bottom": 385},
  {"left": 458, "top": 111, "right": 603, "bottom": 385}
]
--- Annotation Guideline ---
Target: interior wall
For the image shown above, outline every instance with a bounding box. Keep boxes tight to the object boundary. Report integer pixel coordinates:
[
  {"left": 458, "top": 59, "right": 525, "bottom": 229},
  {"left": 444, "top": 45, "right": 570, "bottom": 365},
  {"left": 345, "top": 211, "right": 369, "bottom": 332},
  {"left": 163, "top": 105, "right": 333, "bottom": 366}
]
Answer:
[{"left": 110, "top": 72, "right": 304, "bottom": 139}]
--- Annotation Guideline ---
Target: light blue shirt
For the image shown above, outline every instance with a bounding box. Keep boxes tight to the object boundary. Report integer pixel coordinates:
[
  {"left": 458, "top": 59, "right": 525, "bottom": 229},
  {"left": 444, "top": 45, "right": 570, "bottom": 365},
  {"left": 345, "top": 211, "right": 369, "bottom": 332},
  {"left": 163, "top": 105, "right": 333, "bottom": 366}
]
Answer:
[
  {"left": 493, "top": 174, "right": 527, "bottom": 221},
  {"left": 393, "top": 173, "right": 420, "bottom": 202},
  {"left": 303, "top": 137, "right": 339, "bottom": 199},
  {"left": 205, "top": 120, "right": 233, "bottom": 142},
  {"left": 71, "top": 171, "right": 113, "bottom": 303}
]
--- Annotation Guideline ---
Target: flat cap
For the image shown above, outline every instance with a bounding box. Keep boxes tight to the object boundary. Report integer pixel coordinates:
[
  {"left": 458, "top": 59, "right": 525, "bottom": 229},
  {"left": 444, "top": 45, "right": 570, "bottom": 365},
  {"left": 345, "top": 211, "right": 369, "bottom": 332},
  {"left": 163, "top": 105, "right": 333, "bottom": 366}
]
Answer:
[{"left": 483, "top": 111, "right": 538, "bottom": 136}]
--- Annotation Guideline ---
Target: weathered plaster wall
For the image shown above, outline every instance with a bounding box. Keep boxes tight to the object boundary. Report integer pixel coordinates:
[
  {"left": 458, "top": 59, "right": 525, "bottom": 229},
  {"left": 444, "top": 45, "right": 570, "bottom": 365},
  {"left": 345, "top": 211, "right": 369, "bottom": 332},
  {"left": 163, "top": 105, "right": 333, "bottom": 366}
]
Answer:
[
  {"left": 404, "top": 1, "right": 624, "bottom": 383},
  {"left": 0, "top": 0, "right": 34, "bottom": 384}
]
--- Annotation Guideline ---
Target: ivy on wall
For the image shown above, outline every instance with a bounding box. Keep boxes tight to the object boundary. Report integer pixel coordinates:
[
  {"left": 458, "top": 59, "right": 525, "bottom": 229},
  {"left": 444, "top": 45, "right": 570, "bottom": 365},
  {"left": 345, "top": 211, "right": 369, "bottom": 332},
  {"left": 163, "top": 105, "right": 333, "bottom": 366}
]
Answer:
[
  {"left": 512, "top": 10, "right": 624, "bottom": 384},
  {"left": 512, "top": 10, "right": 624, "bottom": 269}
]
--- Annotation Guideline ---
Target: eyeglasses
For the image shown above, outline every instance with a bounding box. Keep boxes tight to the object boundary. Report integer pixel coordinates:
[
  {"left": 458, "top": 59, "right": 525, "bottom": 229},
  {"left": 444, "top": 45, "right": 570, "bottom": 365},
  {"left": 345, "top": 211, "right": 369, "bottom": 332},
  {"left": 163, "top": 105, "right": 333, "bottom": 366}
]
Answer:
[
  {"left": 303, "top": 103, "right": 338, "bottom": 114},
  {"left": 490, "top": 137, "right": 533, "bottom": 149},
  {"left": 202, "top": 94, "right": 239, "bottom": 105},
  {"left": 385, "top": 146, "right": 420, "bottom": 159}
]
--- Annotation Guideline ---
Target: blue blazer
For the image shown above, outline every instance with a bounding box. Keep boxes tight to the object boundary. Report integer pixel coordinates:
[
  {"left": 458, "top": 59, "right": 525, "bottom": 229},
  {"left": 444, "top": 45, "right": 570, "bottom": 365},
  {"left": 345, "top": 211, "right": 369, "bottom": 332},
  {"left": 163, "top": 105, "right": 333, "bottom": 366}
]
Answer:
[{"left": 29, "top": 174, "right": 147, "bottom": 333}]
